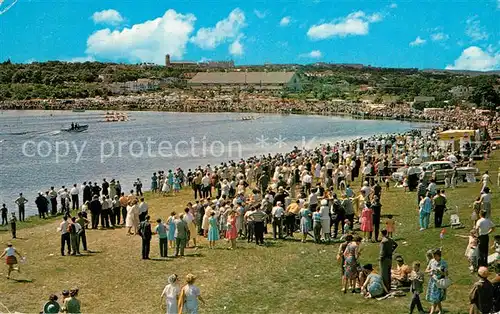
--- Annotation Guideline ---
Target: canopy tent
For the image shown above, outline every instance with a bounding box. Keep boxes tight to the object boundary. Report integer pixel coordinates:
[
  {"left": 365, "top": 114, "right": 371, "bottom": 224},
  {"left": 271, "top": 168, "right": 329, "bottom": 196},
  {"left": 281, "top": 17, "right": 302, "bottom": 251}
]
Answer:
[{"left": 438, "top": 129, "right": 475, "bottom": 141}]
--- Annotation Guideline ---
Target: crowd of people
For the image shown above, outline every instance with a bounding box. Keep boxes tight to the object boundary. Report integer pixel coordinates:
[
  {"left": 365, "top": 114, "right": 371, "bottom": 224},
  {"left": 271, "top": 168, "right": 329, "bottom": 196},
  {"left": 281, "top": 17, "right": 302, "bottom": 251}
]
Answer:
[{"left": 2, "top": 108, "right": 499, "bottom": 314}]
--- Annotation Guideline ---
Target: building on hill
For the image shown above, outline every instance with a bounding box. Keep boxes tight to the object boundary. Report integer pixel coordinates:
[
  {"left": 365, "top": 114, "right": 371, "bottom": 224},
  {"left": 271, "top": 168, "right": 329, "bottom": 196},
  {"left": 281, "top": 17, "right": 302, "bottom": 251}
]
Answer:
[
  {"left": 165, "top": 54, "right": 234, "bottom": 69},
  {"left": 450, "top": 85, "right": 473, "bottom": 98},
  {"left": 187, "top": 71, "right": 301, "bottom": 91},
  {"left": 413, "top": 96, "right": 436, "bottom": 103}
]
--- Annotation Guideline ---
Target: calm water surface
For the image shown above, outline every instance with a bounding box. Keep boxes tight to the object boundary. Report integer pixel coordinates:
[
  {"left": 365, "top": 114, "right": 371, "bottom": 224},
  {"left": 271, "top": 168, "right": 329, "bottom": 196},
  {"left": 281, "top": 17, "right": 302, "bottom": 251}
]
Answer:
[{"left": 0, "top": 110, "right": 427, "bottom": 215}]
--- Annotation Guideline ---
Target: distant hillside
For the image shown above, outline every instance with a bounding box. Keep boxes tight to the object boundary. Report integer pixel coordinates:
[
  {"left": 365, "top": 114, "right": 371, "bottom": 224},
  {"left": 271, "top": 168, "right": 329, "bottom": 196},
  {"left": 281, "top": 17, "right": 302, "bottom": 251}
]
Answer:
[{"left": 0, "top": 59, "right": 498, "bottom": 110}]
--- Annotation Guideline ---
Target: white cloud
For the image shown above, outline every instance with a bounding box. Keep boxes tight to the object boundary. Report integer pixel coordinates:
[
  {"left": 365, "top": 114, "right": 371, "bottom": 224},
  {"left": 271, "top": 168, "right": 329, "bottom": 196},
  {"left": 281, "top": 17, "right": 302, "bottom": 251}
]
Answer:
[
  {"left": 86, "top": 9, "right": 196, "bottom": 64},
  {"left": 190, "top": 8, "right": 246, "bottom": 49},
  {"left": 253, "top": 9, "right": 267, "bottom": 19},
  {"left": 465, "top": 16, "right": 488, "bottom": 41},
  {"left": 229, "top": 35, "right": 244, "bottom": 56},
  {"left": 69, "top": 56, "right": 96, "bottom": 63},
  {"left": 409, "top": 36, "right": 426, "bottom": 47},
  {"left": 446, "top": 46, "right": 500, "bottom": 71},
  {"left": 300, "top": 50, "right": 322, "bottom": 58},
  {"left": 431, "top": 32, "right": 449, "bottom": 41},
  {"left": 92, "top": 9, "right": 124, "bottom": 26},
  {"left": 307, "top": 11, "right": 383, "bottom": 40},
  {"left": 280, "top": 16, "right": 291, "bottom": 26},
  {"left": 389, "top": 3, "right": 398, "bottom": 8}
]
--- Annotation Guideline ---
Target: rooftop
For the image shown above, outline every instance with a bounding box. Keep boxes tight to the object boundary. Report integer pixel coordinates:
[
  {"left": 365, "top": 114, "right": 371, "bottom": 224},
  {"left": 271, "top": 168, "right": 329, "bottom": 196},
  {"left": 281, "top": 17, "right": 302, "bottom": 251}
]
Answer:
[{"left": 188, "top": 71, "right": 297, "bottom": 84}]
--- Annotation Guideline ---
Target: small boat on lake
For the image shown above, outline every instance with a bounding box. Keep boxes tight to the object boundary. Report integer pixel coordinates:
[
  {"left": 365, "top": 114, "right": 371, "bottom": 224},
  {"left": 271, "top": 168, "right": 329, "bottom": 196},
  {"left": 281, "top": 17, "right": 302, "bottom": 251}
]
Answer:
[
  {"left": 61, "top": 124, "right": 88, "bottom": 133},
  {"left": 72, "top": 108, "right": 85, "bottom": 112}
]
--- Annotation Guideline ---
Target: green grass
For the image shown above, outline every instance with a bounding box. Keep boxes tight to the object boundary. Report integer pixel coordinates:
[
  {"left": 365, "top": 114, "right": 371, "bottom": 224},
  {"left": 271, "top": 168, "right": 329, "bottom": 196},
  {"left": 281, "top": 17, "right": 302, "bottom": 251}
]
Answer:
[{"left": 0, "top": 152, "right": 498, "bottom": 314}]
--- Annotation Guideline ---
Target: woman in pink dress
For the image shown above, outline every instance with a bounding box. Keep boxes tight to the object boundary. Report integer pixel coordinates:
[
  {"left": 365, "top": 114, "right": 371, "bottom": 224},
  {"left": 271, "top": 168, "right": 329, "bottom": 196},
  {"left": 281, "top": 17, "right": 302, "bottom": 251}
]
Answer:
[
  {"left": 360, "top": 204, "right": 373, "bottom": 242},
  {"left": 225, "top": 210, "right": 238, "bottom": 250}
]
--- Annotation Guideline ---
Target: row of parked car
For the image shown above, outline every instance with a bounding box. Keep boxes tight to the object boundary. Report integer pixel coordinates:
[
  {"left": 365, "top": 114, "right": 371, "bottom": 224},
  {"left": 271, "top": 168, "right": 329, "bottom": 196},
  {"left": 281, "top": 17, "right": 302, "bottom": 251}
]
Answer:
[{"left": 391, "top": 160, "right": 479, "bottom": 183}]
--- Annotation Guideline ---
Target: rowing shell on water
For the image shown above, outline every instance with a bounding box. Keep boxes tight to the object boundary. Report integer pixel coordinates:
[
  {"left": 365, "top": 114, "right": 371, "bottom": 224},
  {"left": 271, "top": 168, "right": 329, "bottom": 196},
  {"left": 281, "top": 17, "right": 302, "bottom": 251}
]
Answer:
[{"left": 61, "top": 125, "right": 89, "bottom": 133}]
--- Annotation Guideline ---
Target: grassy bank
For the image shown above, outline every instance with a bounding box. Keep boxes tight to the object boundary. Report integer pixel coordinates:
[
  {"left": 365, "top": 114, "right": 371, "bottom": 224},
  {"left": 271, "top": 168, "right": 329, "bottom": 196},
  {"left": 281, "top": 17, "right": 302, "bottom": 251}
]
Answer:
[{"left": 0, "top": 153, "right": 498, "bottom": 314}]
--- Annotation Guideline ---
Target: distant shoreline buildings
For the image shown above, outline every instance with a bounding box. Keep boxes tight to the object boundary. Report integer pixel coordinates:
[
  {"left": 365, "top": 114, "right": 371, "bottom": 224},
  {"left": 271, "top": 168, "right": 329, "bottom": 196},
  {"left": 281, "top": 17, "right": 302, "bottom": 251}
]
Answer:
[{"left": 165, "top": 54, "right": 234, "bottom": 69}]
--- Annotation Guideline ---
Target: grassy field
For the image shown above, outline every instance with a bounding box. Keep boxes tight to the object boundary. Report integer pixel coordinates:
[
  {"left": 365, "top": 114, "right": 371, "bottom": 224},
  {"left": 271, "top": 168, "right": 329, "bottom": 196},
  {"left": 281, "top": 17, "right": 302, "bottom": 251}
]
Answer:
[{"left": 0, "top": 153, "right": 499, "bottom": 314}]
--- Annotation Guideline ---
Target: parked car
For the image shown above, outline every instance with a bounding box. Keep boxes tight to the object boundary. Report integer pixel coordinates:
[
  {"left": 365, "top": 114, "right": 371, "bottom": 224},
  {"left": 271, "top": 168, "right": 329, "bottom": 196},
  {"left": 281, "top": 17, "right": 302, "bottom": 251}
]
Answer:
[{"left": 392, "top": 161, "right": 478, "bottom": 183}]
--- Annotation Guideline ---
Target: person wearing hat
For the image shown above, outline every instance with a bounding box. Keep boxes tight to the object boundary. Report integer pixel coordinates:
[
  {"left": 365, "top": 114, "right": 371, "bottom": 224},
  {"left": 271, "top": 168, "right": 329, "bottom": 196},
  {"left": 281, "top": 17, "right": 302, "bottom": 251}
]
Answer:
[
  {"left": 42, "top": 294, "right": 61, "bottom": 314},
  {"left": 469, "top": 266, "right": 494, "bottom": 314},
  {"left": 271, "top": 201, "right": 285, "bottom": 240},
  {"left": 319, "top": 199, "right": 331, "bottom": 242},
  {"left": 178, "top": 274, "right": 205, "bottom": 314},
  {"left": 360, "top": 264, "right": 388, "bottom": 298},
  {"left": 161, "top": 274, "right": 180, "bottom": 314}
]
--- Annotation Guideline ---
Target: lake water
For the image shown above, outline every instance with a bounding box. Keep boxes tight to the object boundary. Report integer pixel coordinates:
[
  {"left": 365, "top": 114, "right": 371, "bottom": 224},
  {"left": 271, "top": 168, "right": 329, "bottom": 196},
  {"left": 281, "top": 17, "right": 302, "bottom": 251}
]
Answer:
[{"left": 0, "top": 110, "right": 427, "bottom": 216}]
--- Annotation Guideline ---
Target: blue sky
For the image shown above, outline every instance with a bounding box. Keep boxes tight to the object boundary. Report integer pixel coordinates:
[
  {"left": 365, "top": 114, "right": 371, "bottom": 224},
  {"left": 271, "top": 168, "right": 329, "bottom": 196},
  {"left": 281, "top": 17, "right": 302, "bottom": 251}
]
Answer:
[{"left": 1, "top": 0, "right": 499, "bottom": 70}]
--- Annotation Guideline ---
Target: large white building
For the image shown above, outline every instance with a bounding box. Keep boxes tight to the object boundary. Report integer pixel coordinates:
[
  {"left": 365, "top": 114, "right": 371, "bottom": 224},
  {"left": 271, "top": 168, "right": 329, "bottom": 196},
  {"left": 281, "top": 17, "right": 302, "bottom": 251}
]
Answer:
[{"left": 187, "top": 71, "right": 302, "bottom": 91}]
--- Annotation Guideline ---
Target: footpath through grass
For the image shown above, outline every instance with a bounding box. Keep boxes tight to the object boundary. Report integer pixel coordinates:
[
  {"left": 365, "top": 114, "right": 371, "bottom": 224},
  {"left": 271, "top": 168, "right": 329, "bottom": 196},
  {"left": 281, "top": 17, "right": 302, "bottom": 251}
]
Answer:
[{"left": 0, "top": 152, "right": 498, "bottom": 314}]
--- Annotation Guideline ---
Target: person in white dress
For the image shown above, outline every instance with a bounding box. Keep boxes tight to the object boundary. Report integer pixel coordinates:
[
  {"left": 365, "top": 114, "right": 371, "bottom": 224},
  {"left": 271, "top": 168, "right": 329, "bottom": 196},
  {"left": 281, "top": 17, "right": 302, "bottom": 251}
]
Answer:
[
  {"left": 125, "top": 200, "right": 139, "bottom": 235},
  {"left": 161, "top": 274, "right": 180, "bottom": 314}
]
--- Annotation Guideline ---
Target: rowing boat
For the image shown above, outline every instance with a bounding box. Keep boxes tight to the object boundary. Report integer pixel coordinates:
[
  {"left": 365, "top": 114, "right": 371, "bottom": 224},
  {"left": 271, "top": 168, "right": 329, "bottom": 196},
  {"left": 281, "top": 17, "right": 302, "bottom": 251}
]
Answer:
[{"left": 61, "top": 125, "right": 88, "bottom": 133}]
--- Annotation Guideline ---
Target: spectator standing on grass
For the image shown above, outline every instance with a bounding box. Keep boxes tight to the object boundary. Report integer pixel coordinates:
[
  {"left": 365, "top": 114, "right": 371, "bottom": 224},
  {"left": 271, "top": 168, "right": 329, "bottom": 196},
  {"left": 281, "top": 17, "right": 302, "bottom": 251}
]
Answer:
[
  {"left": 119, "top": 192, "right": 128, "bottom": 225},
  {"left": 469, "top": 266, "right": 493, "bottom": 314},
  {"left": 58, "top": 216, "right": 71, "bottom": 256},
  {"left": 69, "top": 217, "right": 81, "bottom": 256},
  {"left": 9, "top": 213, "right": 17, "bottom": 239},
  {"left": 178, "top": 274, "right": 205, "bottom": 314},
  {"left": 371, "top": 196, "right": 382, "bottom": 242},
  {"left": 479, "top": 187, "right": 492, "bottom": 219},
  {"left": 1, "top": 204, "right": 7, "bottom": 225},
  {"left": 409, "top": 261, "right": 425, "bottom": 314},
  {"left": 76, "top": 212, "right": 89, "bottom": 252},
  {"left": 433, "top": 190, "right": 447, "bottom": 228},
  {"left": 139, "top": 215, "right": 152, "bottom": 260},
  {"left": 425, "top": 249, "right": 448, "bottom": 314},
  {"left": 174, "top": 214, "right": 188, "bottom": 257},
  {"left": 102, "top": 178, "right": 109, "bottom": 196},
  {"left": 155, "top": 219, "right": 169, "bottom": 258},
  {"left": 49, "top": 187, "right": 58, "bottom": 216},
  {"left": 475, "top": 210, "right": 495, "bottom": 267},
  {"left": 480, "top": 171, "right": 492, "bottom": 193},
  {"left": 89, "top": 195, "right": 101, "bottom": 230},
  {"left": 161, "top": 274, "right": 180, "bottom": 314},
  {"left": 419, "top": 193, "right": 432, "bottom": 231},
  {"left": 35, "top": 192, "right": 48, "bottom": 219},
  {"left": 82, "top": 182, "right": 91, "bottom": 204},
  {"left": 70, "top": 184, "right": 79, "bottom": 211},
  {"left": 138, "top": 198, "right": 148, "bottom": 222},
  {"left": 379, "top": 229, "right": 398, "bottom": 291},
  {"left": 14, "top": 193, "right": 27, "bottom": 222}
]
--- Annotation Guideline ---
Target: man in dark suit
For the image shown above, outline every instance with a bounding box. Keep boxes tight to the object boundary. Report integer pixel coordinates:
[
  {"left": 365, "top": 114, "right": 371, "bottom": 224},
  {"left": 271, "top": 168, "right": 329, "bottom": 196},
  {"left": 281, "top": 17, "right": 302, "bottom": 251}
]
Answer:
[
  {"left": 89, "top": 195, "right": 102, "bottom": 229},
  {"left": 138, "top": 215, "right": 152, "bottom": 259},
  {"left": 379, "top": 229, "right": 398, "bottom": 291},
  {"left": 82, "top": 182, "right": 92, "bottom": 203}
]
